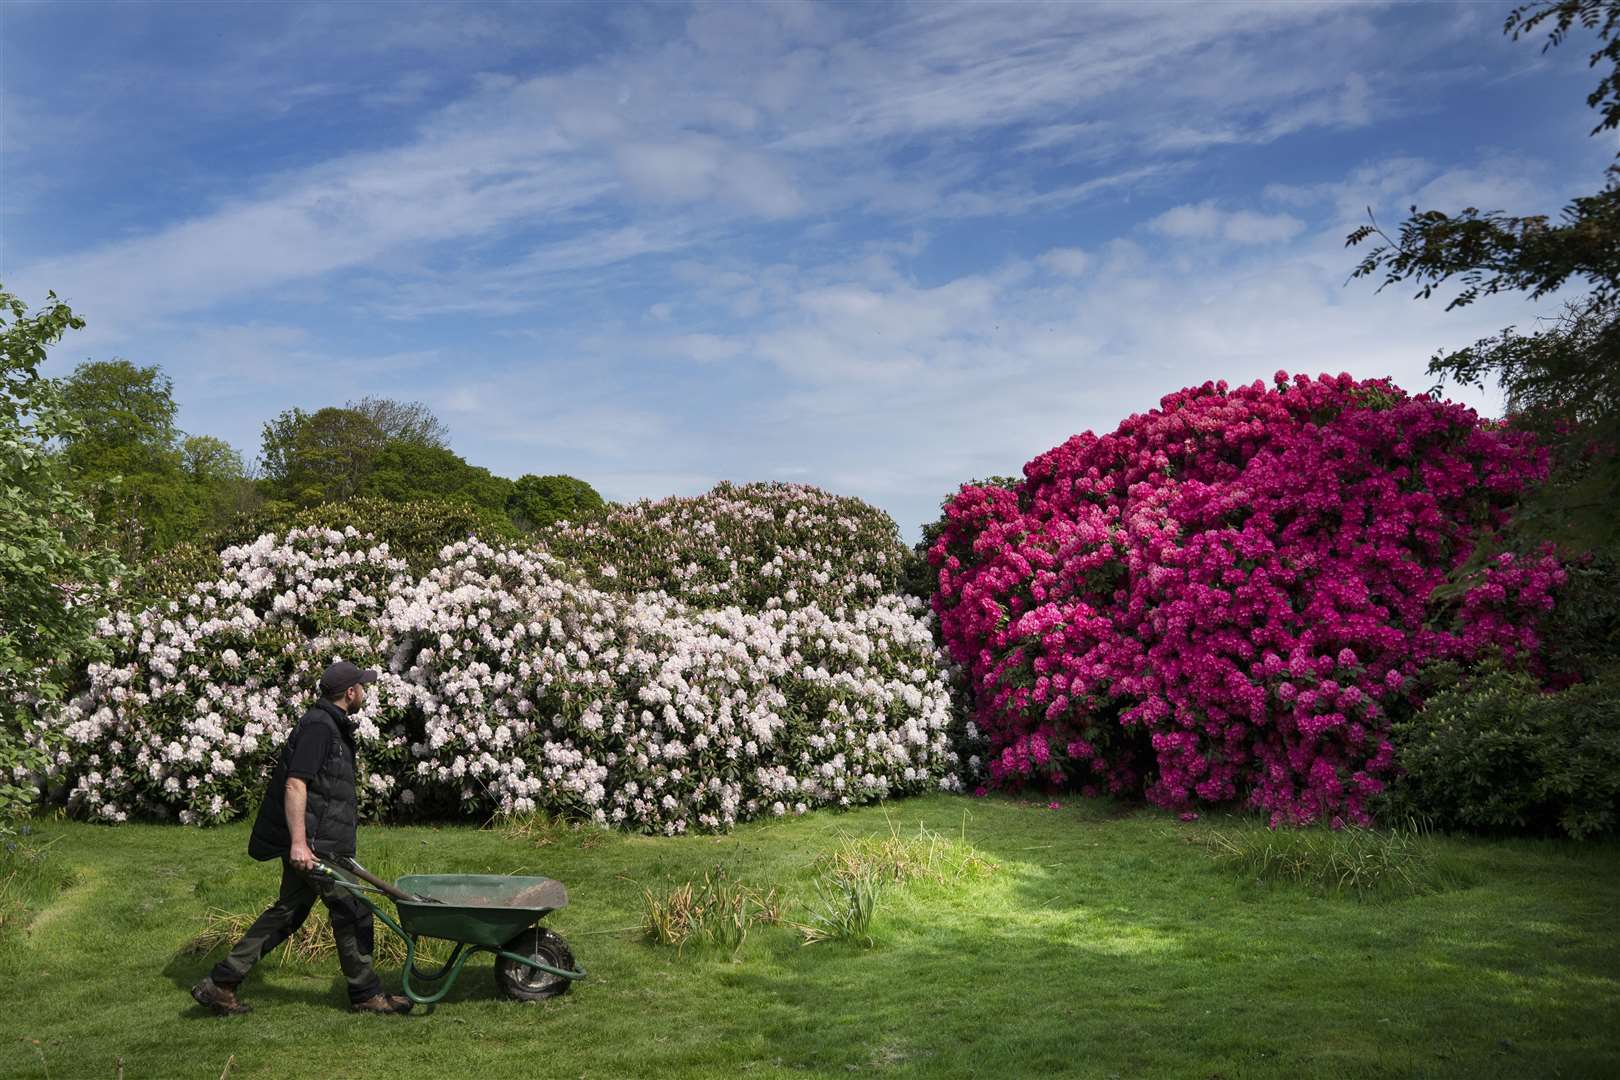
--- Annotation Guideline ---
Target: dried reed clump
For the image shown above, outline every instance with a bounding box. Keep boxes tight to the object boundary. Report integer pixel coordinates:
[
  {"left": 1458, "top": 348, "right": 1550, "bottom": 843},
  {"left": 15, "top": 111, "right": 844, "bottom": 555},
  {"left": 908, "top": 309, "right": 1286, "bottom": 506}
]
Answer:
[
  {"left": 181, "top": 907, "right": 347, "bottom": 965},
  {"left": 180, "top": 857, "right": 453, "bottom": 970},
  {"left": 181, "top": 905, "right": 453, "bottom": 968},
  {"left": 640, "top": 867, "right": 782, "bottom": 957}
]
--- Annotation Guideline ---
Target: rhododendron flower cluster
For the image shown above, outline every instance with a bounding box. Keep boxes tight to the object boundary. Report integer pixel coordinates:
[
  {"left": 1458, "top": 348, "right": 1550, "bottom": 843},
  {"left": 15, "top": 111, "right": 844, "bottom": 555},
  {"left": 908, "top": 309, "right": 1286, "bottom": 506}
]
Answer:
[
  {"left": 36, "top": 484, "right": 970, "bottom": 832},
  {"left": 929, "top": 374, "right": 1564, "bottom": 825}
]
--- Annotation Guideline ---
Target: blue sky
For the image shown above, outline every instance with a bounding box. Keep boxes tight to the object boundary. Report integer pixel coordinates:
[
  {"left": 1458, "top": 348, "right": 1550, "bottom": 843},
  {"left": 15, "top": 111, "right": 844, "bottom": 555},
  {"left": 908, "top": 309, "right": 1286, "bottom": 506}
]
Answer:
[{"left": 2, "top": 0, "right": 1609, "bottom": 540}]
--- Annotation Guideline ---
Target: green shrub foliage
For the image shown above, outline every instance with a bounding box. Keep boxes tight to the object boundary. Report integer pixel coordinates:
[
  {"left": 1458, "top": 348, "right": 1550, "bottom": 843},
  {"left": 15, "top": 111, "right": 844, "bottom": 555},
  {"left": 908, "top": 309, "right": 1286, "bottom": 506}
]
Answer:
[
  {"left": 1389, "top": 664, "right": 1620, "bottom": 838},
  {"left": 508, "top": 474, "right": 605, "bottom": 532},
  {"left": 358, "top": 441, "right": 515, "bottom": 515}
]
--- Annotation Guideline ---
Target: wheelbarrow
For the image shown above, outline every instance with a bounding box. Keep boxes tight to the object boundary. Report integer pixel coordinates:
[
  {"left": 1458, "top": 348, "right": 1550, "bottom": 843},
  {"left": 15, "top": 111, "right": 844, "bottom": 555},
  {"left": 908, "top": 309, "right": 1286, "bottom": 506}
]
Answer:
[{"left": 312, "top": 856, "right": 587, "bottom": 1007}]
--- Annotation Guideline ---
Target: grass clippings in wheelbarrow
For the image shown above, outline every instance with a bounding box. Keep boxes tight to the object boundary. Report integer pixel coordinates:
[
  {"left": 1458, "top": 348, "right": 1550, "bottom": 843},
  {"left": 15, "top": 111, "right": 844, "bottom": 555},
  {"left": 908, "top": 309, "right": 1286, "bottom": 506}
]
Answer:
[{"left": 496, "top": 881, "right": 568, "bottom": 909}]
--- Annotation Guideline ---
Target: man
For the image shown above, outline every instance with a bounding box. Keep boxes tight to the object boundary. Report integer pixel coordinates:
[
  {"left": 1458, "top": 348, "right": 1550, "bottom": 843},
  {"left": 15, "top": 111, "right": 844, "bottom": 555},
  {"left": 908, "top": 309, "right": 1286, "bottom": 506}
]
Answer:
[{"left": 190, "top": 660, "right": 412, "bottom": 1016}]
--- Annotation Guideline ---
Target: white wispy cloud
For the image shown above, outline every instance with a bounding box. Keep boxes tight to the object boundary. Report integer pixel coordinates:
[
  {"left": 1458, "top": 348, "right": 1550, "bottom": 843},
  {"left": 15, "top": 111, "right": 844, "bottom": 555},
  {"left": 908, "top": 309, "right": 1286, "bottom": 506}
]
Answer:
[
  {"left": 13, "top": 0, "right": 1393, "bottom": 338},
  {"left": 1037, "top": 249, "right": 1090, "bottom": 277},
  {"left": 1150, "top": 202, "right": 1307, "bottom": 246},
  {"left": 15, "top": 130, "right": 614, "bottom": 334}
]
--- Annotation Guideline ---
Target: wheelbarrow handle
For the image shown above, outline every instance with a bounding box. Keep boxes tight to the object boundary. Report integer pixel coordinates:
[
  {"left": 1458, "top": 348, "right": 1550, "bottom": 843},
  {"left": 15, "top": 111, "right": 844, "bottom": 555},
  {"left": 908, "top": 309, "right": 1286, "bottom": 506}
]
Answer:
[
  {"left": 309, "top": 864, "right": 392, "bottom": 900},
  {"left": 317, "top": 856, "right": 444, "bottom": 905}
]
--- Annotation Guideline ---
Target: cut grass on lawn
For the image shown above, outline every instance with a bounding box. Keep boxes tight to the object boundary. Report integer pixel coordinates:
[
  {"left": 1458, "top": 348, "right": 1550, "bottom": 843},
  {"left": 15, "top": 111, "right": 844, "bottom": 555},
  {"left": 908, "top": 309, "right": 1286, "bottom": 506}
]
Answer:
[{"left": 2, "top": 794, "right": 1618, "bottom": 1079}]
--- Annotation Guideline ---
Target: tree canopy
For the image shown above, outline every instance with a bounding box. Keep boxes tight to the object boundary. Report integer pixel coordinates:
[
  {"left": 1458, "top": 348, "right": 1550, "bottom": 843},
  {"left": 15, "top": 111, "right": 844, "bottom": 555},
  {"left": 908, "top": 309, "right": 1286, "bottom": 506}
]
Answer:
[
  {"left": 1347, "top": 0, "right": 1620, "bottom": 557},
  {"left": 349, "top": 396, "right": 451, "bottom": 449},
  {"left": 360, "top": 439, "right": 514, "bottom": 513},
  {"left": 57, "top": 360, "right": 259, "bottom": 556},
  {"left": 57, "top": 360, "right": 198, "bottom": 555},
  {"left": 507, "top": 473, "right": 606, "bottom": 531},
  {"left": 258, "top": 398, "right": 458, "bottom": 507},
  {"left": 258, "top": 406, "right": 388, "bottom": 506}
]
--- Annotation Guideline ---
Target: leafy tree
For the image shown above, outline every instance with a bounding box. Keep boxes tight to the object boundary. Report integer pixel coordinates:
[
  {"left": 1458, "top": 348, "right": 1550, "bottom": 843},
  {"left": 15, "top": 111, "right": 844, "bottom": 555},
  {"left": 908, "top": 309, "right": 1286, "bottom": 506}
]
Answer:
[
  {"left": 506, "top": 474, "right": 605, "bottom": 531},
  {"left": 348, "top": 396, "right": 450, "bottom": 449},
  {"left": 258, "top": 406, "right": 386, "bottom": 506},
  {"left": 1348, "top": 0, "right": 1620, "bottom": 557},
  {"left": 0, "top": 287, "right": 120, "bottom": 816},
  {"left": 59, "top": 359, "right": 180, "bottom": 456},
  {"left": 56, "top": 359, "right": 199, "bottom": 556},
  {"left": 256, "top": 407, "right": 305, "bottom": 492},
  {"left": 360, "top": 440, "right": 515, "bottom": 515},
  {"left": 180, "top": 433, "right": 243, "bottom": 483},
  {"left": 258, "top": 399, "right": 453, "bottom": 507},
  {"left": 181, "top": 434, "right": 261, "bottom": 525},
  {"left": 56, "top": 361, "right": 259, "bottom": 555}
]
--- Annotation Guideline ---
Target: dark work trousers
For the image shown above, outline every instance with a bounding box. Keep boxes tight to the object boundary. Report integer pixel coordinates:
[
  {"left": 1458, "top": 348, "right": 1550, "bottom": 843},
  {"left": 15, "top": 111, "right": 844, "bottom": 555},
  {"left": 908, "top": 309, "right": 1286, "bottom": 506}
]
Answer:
[{"left": 209, "top": 857, "right": 383, "bottom": 1005}]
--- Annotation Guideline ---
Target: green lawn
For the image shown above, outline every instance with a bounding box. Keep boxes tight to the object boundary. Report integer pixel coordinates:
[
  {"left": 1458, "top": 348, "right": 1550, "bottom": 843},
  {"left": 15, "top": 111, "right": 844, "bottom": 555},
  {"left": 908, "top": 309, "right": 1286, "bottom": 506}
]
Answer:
[{"left": 4, "top": 795, "right": 1619, "bottom": 1079}]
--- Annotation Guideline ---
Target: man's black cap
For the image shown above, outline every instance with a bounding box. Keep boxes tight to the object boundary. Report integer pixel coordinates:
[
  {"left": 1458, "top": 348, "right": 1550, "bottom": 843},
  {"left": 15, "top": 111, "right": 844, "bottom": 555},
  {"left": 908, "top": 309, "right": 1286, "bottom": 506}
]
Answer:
[{"left": 319, "top": 660, "right": 378, "bottom": 697}]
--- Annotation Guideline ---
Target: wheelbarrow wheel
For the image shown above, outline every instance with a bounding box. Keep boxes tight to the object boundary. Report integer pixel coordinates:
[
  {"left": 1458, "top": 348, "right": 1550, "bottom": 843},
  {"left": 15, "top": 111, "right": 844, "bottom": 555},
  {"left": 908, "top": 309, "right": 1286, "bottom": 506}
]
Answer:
[{"left": 495, "top": 928, "right": 575, "bottom": 1002}]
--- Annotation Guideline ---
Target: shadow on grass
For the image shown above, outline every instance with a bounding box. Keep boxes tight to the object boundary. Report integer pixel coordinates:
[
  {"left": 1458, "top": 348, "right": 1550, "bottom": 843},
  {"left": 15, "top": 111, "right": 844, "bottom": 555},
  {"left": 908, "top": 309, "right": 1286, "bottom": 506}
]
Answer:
[
  {"left": 712, "top": 925, "right": 1192, "bottom": 1076},
  {"left": 159, "top": 946, "right": 356, "bottom": 1013},
  {"left": 161, "top": 929, "right": 537, "bottom": 1016},
  {"left": 653, "top": 795, "right": 1620, "bottom": 1077},
  {"left": 707, "top": 898, "right": 1617, "bottom": 1078}
]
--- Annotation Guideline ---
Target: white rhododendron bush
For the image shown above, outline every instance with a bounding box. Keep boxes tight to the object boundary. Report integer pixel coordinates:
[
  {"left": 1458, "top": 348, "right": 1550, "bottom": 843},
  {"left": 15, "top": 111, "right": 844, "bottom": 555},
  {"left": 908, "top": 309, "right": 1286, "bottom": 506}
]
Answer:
[{"left": 36, "top": 483, "right": 972, "bottom": 833}]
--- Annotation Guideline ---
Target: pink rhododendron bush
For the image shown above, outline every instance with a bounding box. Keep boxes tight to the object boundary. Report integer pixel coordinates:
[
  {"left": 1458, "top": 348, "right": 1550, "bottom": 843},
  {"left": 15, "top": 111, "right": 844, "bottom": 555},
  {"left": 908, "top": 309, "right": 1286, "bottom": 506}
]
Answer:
[
  {"left": 929, "top": 374, "right": 1565, "bottom": 825},
  {"left": 34, "top": 483, "right": 970, "bottom": 833}
]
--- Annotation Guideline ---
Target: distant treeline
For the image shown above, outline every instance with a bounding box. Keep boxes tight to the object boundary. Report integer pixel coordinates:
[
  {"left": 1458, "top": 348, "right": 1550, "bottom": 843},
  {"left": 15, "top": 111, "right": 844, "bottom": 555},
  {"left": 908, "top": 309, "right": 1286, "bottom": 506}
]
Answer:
[{"left": 50, "top": 359, "right": 603, "bottom": 563}]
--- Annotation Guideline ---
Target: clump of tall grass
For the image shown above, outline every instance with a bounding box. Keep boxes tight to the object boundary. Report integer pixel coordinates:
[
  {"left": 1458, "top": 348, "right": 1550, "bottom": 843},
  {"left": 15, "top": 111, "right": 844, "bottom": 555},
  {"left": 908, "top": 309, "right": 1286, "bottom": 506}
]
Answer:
[
  {"left": 494, "top": 809, "right": 608, "bottom": 851},
  {"left": 1192, "top": 818, "right": 1469, "bottom": 899},
  {"left": 0, "top": 824, "right": 75, "bottom": 944},
  {"left": 814, "top": 820, "right": 998, "bottom": 887},
  {"left": 794, "top": 866, "right": 886, "bottom": 947},
  {"left": 794, "top": 819, "right": 998, "bottom": 947},
  {"left": 182, "top": 907, "right": 341, "bottom": 965},
  {"left": 638, "top": 819, "right": 1000, "bottom": 954},
  {"left": 180, "top": 904, "right": 451, "bottom": 969},
  {"left": 640, "top": 867, "right": 783, "bottom": 956}
]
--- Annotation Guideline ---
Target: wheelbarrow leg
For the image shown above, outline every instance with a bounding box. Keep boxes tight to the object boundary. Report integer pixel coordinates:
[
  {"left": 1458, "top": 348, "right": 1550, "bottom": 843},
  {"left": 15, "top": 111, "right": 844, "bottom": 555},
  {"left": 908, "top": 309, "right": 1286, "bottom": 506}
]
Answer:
[
  {"left": 407, "top": 937, "right": 471, "bottom": 983},
  {"left": 401, "top": 940, "right": 477, "bottom": 1007}
]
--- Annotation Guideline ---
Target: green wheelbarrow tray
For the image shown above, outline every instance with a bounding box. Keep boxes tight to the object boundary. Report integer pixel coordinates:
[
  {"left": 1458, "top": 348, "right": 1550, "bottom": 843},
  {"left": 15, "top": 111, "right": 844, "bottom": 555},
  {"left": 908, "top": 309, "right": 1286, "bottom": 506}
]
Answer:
[
  {"left": 314, "top": 860, "right": 587, "bottom": 1008},
  {"left": 393, "top": 874, "right": 568, "bottom": 945}
]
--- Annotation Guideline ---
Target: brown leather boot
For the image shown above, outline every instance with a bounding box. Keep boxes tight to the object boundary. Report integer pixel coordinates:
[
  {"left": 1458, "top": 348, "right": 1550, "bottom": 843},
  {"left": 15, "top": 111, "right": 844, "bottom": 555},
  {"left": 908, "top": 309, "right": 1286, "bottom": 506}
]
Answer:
[
  {"left": 191, "top": 977, "right": 252, "bottom": 1016},
  {"left": 350, "top": 992, "right": 413, "bottom": 1015}
]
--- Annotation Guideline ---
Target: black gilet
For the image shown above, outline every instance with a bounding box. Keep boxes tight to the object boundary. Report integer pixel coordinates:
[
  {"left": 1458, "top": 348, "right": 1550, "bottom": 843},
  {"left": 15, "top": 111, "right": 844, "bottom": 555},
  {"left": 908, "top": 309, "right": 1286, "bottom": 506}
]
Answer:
[{"left": 247, "top": 700, "right": 359, "bottom": 861}]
